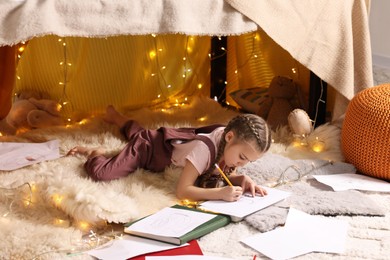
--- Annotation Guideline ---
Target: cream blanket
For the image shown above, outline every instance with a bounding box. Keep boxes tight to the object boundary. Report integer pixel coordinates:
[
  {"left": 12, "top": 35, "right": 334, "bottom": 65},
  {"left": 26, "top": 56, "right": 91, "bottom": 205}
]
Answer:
[{"left": 0, "top": 0, "right": 373, "bottom": 118}]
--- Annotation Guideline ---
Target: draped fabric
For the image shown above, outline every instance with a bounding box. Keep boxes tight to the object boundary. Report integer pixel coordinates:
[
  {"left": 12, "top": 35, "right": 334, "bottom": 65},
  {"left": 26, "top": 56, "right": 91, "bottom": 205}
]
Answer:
[{"left": 0, "top": 0, "right": 372, "bottom": 121}]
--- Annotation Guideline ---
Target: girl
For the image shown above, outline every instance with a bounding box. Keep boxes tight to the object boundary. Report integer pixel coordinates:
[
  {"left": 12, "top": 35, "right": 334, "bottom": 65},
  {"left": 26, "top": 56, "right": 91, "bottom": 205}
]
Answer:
[{"left": 68, "top": 106, "right": 272, "bottom": 202}]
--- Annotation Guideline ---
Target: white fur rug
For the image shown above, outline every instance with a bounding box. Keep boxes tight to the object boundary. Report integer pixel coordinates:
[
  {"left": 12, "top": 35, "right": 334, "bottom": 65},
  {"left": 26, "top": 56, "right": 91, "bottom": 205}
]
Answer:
[{"left": 1, "top": 97, "right": 389, "bottom": 260}]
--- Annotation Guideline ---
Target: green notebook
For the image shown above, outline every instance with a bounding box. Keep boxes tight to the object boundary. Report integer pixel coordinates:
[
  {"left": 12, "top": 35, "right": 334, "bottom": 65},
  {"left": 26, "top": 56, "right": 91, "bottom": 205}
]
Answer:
[{"left": 123, "top": 204, "right": 231, "bottom": 245}]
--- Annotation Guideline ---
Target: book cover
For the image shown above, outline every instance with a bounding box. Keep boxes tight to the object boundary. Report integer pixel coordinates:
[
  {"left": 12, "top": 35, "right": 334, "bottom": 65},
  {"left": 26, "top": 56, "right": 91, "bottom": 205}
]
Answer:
[
  {"left": 124, "top": 205, "right": 231, "bottom": 245},
  {"left": 130, "top": 239, "right": 203, "bottom": 259}
]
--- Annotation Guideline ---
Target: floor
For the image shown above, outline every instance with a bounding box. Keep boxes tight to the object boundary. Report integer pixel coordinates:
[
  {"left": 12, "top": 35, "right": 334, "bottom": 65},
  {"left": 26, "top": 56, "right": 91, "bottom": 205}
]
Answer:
[{"left": 373, "top": 65, "right": 390, "bottom": 85}]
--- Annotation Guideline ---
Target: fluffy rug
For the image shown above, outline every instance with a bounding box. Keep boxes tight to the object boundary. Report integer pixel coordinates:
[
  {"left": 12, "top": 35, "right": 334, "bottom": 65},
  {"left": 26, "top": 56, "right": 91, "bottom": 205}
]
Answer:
[{"left": 0, "top": 97, "right": 389, "bottom": 259}]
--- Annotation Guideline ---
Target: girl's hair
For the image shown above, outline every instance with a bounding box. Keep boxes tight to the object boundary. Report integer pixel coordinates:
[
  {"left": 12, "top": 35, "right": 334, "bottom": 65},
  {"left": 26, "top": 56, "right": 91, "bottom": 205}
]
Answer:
[{"left": 197, "top": 113, "right": 271, "bottom": 188}]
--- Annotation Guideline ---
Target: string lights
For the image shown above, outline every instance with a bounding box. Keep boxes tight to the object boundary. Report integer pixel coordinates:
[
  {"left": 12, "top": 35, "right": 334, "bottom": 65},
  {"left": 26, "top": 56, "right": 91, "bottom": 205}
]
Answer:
[
  {"left": 0, "top": 181, "right": 123, "bottom": 258},
  {"left": 57, "top": 38, "right": 73, "bottom": 123}
]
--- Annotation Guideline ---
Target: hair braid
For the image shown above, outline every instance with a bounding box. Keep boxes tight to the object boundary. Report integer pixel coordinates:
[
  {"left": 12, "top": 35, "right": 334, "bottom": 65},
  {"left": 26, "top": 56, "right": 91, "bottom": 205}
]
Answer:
[
  {"left": 197, "top": 113, "right": 271, "bottom": 188},
  {"left": 197, "top": 132, "right": 227, "bottom": 188}
]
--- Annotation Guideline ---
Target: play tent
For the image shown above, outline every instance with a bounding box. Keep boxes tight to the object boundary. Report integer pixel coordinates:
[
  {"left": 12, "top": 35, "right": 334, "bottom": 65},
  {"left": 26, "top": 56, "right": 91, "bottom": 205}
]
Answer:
[{"left": 0, "top": 0, "right": 373, "bottom": 124}]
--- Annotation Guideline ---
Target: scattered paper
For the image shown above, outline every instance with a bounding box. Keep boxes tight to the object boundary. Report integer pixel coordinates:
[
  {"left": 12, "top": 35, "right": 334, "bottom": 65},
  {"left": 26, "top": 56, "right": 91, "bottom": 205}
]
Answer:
[
  {"left": 241, "top": 208, "right": 348, "bottom": 260},
  {"left": 146, "top": 255, "right": 235, "bottom": 259},
  {"left": 87, "top": 235, "right": 189, "bottom": 260},
  {"left": 199, "top": 186, "right": 290, "bottom": 221},
  {"left": 0, "top": 140, "right": 61, "bottom": 171},
  {"left": 313, "top": 173, "right": 390, "bottom": 192}
]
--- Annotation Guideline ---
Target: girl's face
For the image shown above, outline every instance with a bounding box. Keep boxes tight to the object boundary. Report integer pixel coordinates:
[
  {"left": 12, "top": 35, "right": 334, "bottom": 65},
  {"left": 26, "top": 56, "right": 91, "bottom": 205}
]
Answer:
[{"left": 222, "top": 131, "right": 263, "bottom": 168}]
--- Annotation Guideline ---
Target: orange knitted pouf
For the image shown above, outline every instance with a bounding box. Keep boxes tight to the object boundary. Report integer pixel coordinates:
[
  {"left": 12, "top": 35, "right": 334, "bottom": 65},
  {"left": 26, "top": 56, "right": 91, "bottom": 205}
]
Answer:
[{"left": 341, "top": 84, "right": 390, "bottom": 180}]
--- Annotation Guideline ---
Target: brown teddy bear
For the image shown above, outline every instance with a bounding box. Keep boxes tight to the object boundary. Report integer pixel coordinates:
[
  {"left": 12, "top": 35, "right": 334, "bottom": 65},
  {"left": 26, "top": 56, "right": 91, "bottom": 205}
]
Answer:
[
  {"left": 257, "top": 76, "right": 305, "bottom": 129},
  {"left": 0, "top": 90, "right": 64, "bottom": 135}
]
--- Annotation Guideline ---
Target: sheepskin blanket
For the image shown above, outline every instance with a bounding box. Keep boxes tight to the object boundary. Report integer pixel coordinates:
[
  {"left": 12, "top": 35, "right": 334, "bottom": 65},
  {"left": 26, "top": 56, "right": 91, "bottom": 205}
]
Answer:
[{"left": 1, "top": 97, "right": 389, "bottom": 260}]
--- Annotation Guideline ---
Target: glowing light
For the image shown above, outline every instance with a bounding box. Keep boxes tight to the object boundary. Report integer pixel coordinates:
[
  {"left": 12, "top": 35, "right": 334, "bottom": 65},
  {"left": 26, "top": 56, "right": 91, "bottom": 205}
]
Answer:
[
  {"left": 52, "top": 194, "right": 64, "bottom": 206},
  {"left": 149, "top": 51, "right": 156, "bottom": 59},
  {"left": 167, "top": 85, "right": 171, "bottom": 88},
  {"left": 78, "top": 119, "right": 88, "bottom": 125},
  {"left": 18, "top": 46, "right": 25, "bottom": 52},
  {"left": 78, "top": 221, "right": 90, "bottom": 231},
  {"left": 151, "top": 34, "right": 156, "bottom": 37},
  {"left": 30, "top": 183, "right": 37, "bottom": 192},
  {"left": 197, "top": 84, "right": 203, "bottom": 89},
  {"left": 198, "top": 116, "right": 207, "bottom": 122},
  {"left": 23, "top": 199, "right": 31, "bottom": 207},
  {"left": 312, "top": 137, "right": 325, "bottom": 152},
  {"left": 292, "top": 68, "right": 297, "bottom": 74},
  {"left": 0, "top": 132, "right": 3, "bottom": 137},
  {"left": 16, "top": 76, "right": 20, "bottom": 80},
  {"left": 234, "top": 70, "right": 238, "bottom": 74}
]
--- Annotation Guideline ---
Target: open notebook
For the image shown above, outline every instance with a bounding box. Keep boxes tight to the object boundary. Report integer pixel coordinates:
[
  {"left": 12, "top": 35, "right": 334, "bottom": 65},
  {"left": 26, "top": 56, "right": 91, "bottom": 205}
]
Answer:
[{"left": 199, "top": 186, "right": 290, "bottom": 222}]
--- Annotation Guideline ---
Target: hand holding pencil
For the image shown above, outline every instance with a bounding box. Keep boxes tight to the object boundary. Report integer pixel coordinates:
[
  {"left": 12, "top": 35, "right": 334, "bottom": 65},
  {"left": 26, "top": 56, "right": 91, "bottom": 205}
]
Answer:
[{"left": 215, "top": 163, "right": 267, "bottom": 198}]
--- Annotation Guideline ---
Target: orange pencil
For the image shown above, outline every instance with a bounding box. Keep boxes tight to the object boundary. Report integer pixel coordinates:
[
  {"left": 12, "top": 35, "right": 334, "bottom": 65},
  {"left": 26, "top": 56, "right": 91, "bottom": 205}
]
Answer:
[{"left": 214, "top": 163, "right": 233, "bottom": 186}]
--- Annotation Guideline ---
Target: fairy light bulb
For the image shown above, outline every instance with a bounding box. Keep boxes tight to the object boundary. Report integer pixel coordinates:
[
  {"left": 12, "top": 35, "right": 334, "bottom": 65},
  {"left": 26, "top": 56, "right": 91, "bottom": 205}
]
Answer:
[
  {"left": 198, "top": 116, "right": 207, "bottom": 122},
  {"left": 52, "top": 194, "right": 64, "bottom": 207},
  {"left": 78, "top": 221, "right": 90, "bottom": 231},
  {"left": 312, "top": 137, "right": 325, "bottom": 152},
  {"left": 149, "top": 50, "right": 156, "bottom": 59}
]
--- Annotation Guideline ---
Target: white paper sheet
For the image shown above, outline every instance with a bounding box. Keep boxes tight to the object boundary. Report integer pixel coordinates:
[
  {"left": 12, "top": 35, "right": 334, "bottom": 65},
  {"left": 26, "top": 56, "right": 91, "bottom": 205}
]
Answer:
[
  {"left": 0, "top": 140, "right": 60, "bottom": 170},
  {"left": 199, "top": 187, "right": 290, "bottom": 221},
  {"left": 127, "top": 207, "right": 217, "bottom": 238},
  {"left": 313, "top": 173, "right": 390, "bottom": 192},
  {"left": 87, "top": 235, "right": 188, "bottom": 260},
  {"left": 241, "top": 208, "right": 348, "bottom": 260}
]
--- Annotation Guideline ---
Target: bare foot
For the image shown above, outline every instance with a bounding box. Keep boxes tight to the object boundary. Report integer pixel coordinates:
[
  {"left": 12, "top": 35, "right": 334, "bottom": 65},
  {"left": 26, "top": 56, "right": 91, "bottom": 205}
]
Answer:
[
  {"left": 67, "top": 146, "right": 106, "bottom": 158},
  {"left": 103, "top": 105, "right": 129, "bottom": 127}
]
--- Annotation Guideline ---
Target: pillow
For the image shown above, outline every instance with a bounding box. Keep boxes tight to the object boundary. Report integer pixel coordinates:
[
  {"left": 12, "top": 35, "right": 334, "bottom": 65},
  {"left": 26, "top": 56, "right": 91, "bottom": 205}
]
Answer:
[{"left": 229, "top": 87, "right": 268, "bottom": 113}]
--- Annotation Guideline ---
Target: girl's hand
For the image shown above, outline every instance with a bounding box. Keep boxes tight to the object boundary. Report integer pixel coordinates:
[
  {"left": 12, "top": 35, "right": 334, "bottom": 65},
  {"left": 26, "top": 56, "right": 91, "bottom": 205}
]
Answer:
[
  {"left": 221, "top": 185, "right": 243, "bottom": 202},
  {"left": 230, "top": 174, "right": 268, "bottom": 197}
]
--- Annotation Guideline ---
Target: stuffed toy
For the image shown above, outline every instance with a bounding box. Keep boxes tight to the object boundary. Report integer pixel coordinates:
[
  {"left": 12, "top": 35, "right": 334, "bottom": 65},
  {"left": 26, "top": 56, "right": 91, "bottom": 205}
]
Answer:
[
  {"left": 257, "top": 76, "right": 304, "bottom": 129},
  {"left": 288, "top": 108, "right": 313, "bottom": 136},
  {"left": 0, "top": 91, "right": 64, "bottom": 135}
]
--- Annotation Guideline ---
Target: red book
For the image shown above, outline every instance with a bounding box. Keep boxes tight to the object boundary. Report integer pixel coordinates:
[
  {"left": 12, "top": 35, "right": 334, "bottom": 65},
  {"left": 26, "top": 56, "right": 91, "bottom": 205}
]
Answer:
[{"left": 129, "top": 239, "right": 203, "bottom": 259}]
